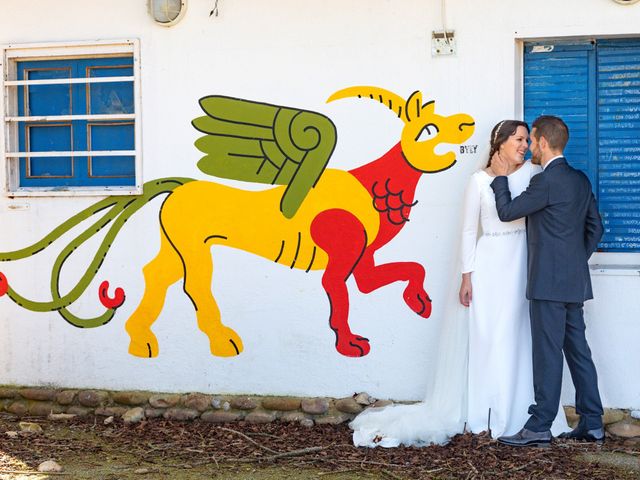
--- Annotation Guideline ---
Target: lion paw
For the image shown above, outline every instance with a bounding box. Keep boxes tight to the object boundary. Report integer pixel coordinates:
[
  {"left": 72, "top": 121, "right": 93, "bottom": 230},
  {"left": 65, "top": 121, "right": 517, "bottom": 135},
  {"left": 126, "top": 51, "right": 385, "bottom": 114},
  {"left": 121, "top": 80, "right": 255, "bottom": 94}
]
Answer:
[
  {"left": 336, "top": 334, "right": 371, "bottom": 357},
  {"left": 404, "top": 286, "right": 432, "bottom": 318},
  {"left": 125, "top": 320, "right": 159, "bottom": 358},
  {"left": 209, "top": 326, "right": 244, "bottom": 357},
  {"left": 128, "top": 333, "right": 159, "bottom": 358}
]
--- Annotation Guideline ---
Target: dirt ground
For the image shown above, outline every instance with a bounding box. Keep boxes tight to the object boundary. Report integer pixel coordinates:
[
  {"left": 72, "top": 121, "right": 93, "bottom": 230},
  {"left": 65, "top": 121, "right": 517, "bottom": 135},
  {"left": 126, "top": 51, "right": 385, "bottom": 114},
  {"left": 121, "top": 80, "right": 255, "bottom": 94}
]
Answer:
[{"left": 1, "top": 412, "right": 639, "bottom": 479}]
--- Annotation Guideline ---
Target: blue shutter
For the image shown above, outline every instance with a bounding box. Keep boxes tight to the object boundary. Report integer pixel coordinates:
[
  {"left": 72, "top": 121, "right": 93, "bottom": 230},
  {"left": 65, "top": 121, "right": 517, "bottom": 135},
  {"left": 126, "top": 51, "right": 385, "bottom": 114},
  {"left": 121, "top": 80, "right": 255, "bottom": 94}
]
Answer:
[
  {"left": 523, "top": 42, "right": 597, "bottom": 187},
  {"left": 597, "top": 40, "right": 640, "bottom": 251},
  {"left": 17, "top": 62, "right": 74, "bottom": 183},
  {"left": 17, "top": 56, "right": 134, "bottom": 188}
]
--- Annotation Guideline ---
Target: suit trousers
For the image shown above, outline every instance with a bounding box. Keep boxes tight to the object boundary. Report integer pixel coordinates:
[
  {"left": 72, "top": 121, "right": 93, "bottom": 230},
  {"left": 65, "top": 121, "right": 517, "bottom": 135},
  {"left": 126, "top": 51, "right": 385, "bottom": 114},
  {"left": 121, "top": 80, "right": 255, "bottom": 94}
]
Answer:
[{"left": 524, "top": 299, "right": 604, "bottom": 432}]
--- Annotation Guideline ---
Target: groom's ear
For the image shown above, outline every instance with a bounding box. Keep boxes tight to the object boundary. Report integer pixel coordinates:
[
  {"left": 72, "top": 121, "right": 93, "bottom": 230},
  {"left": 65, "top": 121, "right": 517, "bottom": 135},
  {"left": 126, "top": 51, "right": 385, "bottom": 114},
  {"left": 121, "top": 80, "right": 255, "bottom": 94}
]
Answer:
[{"left": 539, "top": 135, "right": 549, "bottom": 150}]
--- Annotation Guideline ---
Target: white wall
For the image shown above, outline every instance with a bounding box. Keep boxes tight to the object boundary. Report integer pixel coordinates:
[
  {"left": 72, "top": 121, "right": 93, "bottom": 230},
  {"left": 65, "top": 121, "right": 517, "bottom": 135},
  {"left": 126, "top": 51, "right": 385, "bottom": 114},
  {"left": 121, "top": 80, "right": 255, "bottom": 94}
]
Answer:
[{"left": 1, "top": 0, "right": 639, "bottom": 410}]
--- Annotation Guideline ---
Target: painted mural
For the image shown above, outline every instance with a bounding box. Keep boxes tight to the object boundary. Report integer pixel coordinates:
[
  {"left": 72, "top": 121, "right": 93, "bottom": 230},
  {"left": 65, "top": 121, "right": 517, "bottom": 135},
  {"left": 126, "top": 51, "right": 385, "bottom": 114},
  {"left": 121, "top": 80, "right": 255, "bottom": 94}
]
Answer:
[{"left": 0, "top": 86, "right": 474, "bottom": 358}]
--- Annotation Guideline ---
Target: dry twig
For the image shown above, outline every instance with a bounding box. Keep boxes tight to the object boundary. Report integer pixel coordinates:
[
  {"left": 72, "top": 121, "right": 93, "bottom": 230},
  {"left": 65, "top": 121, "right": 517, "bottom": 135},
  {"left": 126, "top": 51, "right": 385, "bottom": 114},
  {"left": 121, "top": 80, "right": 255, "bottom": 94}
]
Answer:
[
  {"left": 228, "top": 445, "right": 327, "bottom": 463},
  {"left": 218, "top": 426, "right": 280, "bottom": 454}
]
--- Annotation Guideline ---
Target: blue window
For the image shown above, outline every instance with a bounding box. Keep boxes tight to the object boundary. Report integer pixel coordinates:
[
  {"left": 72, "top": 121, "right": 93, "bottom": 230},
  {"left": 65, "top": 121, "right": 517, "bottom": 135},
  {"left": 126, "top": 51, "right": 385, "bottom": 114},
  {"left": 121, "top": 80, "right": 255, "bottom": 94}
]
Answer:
[
  {"left": 524, "top": 39, "right": 640, "bottom": 252},
  {"left": 17, "top": 56, "right": 135, "bottom": 188}
]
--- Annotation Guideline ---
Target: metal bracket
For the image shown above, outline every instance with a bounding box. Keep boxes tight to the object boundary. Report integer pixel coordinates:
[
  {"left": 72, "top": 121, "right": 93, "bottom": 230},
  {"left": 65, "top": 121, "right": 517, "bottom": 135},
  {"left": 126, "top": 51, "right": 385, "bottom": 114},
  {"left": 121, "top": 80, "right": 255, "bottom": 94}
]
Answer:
[{"left": 432, "top": 30, "right": 456, "bottom": 56}]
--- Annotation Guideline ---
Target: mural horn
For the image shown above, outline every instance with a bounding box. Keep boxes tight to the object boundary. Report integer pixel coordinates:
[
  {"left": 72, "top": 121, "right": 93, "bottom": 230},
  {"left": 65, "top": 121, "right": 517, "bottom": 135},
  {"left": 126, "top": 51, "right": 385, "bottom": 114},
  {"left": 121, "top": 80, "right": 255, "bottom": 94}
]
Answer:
[{"left": 326, "top": 86, "right": 409, "bottom": 122}]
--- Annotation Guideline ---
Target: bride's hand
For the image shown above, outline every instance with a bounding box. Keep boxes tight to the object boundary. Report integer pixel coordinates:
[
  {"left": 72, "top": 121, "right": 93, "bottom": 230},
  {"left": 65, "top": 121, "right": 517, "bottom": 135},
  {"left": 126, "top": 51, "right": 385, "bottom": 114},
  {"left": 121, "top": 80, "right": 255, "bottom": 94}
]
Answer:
[
  {"left": 490, "top": 152, "right": 509, "bottom": 177},
  {"left": 459, "top": 274, "right": 472, "bottom": 307}
]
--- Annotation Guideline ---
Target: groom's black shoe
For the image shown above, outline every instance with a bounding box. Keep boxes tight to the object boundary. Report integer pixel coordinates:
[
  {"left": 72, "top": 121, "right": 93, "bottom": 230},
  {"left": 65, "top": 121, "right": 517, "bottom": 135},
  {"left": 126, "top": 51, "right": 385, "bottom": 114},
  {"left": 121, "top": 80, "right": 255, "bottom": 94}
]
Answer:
[
  {"left": 497, "top": 428, "right": 552, "bottom": 447},
  {"left": 558, "top": 426, "right": 605, "bottom": 445}
]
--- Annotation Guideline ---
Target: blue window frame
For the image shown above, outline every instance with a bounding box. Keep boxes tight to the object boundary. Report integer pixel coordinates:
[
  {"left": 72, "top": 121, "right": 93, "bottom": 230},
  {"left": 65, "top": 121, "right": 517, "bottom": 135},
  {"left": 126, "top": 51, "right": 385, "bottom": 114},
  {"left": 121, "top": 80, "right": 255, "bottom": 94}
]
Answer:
[
  {"left": 524, "top": 39, "right": 640, "bottom": 252},
  {"left": 17, "top": 56, "right": 135, "bottom": 188}
]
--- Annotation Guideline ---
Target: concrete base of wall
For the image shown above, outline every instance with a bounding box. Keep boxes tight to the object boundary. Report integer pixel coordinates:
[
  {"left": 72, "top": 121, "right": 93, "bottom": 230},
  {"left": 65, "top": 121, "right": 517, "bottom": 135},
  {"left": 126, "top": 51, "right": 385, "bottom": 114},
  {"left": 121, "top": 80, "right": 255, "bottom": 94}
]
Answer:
[{"left": 1, "top": 386, "right": 638, "bottom": 439}]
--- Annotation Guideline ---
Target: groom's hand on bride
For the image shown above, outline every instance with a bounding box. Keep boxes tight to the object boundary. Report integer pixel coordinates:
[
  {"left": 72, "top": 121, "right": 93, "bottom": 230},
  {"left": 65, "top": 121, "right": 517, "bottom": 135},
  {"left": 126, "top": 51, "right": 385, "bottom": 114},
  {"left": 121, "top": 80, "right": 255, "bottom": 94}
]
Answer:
[{"left": 490, "top": 152, "right": 509, "bottom": 177}]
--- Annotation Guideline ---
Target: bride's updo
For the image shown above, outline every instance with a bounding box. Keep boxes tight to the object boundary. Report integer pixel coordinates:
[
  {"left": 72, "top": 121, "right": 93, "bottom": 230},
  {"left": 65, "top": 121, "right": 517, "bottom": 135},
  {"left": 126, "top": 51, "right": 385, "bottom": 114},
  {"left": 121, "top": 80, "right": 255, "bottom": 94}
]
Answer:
[{"left": 487, "top": 120, "right": 529, "bottom": 167}]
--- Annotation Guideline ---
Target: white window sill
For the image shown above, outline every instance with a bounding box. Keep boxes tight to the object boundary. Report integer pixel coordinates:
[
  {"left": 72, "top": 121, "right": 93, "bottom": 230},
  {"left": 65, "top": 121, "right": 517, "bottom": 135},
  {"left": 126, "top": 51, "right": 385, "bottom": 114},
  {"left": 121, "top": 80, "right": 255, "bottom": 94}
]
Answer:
[
  {"left": 590, "top": 264, "right": 640, "bottom": 276},
  {"left": 7, "top": 186, "right": 142, "bottom": 198}
]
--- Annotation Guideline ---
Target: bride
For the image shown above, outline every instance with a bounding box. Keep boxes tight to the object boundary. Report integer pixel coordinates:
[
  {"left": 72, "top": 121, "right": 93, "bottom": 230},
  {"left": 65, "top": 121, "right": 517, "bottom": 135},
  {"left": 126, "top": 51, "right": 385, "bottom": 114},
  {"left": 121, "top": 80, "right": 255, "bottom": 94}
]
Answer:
[{"left": 350, "top": 120, "right": 569, "bottom": 447}]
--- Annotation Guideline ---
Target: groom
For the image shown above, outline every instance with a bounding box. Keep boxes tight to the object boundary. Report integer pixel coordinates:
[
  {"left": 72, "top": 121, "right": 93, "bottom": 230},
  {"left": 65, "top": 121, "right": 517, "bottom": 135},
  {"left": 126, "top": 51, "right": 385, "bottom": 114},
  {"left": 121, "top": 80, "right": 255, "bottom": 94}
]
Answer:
[{"left": 489, "top": 115, "right": 605, "bottom": 447}]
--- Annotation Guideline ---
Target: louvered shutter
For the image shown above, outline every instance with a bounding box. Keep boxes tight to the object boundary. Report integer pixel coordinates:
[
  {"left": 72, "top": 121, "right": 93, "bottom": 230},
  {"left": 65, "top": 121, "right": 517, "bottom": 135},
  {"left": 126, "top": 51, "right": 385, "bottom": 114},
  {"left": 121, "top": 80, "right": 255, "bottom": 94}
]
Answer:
[
  {"left": 523, "top": 42, "right": 597, "bottom": 187},
  {"left": 597, "top": 40, "right": 640, "bottom": 251}
]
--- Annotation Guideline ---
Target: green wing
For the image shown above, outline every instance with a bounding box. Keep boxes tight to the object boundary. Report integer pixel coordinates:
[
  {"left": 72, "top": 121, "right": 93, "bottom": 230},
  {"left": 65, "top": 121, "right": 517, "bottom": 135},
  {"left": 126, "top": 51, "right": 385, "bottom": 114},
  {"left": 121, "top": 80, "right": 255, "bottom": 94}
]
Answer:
[{"left": 192, "top": 96, "right": 337, "bottom": 218}]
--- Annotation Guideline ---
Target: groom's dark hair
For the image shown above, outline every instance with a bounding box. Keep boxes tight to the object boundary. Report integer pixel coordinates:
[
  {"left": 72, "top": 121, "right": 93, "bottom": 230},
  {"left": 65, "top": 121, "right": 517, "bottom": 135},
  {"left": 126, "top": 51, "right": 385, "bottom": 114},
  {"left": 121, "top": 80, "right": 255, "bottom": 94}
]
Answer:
[{"left": 532, "top": 115, "right": 569, "bottom": 151}]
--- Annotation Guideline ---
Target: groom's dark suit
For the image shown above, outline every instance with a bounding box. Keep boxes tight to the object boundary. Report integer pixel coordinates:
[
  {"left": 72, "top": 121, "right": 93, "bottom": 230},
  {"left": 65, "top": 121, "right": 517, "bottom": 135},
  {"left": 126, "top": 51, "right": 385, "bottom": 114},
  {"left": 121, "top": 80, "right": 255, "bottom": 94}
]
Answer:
[{"left": 491, "top": 157, "right": 604, "bottom": 432}]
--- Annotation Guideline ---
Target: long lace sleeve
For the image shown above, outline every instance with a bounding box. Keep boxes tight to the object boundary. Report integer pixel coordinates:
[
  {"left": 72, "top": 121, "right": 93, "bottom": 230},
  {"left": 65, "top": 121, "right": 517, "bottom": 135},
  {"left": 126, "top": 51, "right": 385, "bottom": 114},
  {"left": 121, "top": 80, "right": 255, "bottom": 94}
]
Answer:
[{"left": 460, "top": 174, "right": 481, "bottom": 274}]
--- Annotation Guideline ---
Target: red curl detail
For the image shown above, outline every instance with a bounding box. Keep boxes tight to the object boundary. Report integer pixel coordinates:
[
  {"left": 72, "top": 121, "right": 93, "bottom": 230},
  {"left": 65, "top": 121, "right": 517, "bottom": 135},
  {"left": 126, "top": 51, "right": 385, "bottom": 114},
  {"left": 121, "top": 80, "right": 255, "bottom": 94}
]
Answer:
[
  {"left": 0, "top": 272, "right": 8, "bottom": 297},
  {"left": 98, "top": 280, "right": 125, "bottom": 309}
]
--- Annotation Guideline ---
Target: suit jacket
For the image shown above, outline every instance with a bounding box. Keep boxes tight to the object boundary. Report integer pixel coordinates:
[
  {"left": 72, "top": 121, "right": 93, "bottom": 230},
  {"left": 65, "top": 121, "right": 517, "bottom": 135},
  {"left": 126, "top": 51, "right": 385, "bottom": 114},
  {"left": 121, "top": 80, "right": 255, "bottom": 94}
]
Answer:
[{"left": 490, "top": 158, "right": 604, "bottom": 303}]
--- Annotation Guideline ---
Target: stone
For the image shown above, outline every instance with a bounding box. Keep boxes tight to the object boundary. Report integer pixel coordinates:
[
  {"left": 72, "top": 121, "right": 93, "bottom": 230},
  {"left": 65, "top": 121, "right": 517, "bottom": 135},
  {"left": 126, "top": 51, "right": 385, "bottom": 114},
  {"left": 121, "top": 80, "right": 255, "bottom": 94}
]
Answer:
[
  {"left": 607, "top": 421, "right": 640, "bottom": 438},
  {"left": 603, "top": 408, "right": 626, "bottom": 425},
  {"left": 5, "top": 431, "right": 18, "bottom": 438},
  {"left": 95, "top": 406, "right": 128, "bottom": 417},
  {"left": 231, "top": 397, "right": 258, "bottom": 410},
  {"left": 201, "top": 411, "right": 243, "bottom": 423},
  {"left": 280, "top": 412, "right": 310, "bottom": 423},
  {"left": 20, "top": 388, "right": 56, "bottom": 401},
  {"left": 301, "top": 398, "right": 330, "bottom": 415},
  {"left": 163, "top": 407, "right": 200, "bottom": 421},
  {"left": 300, "top": 418, "right": 314, "bottom": 428},
  {"left": 29, "top": 401, "right": 64, "bottom": 417},
  {"left": 371, "top": 400, "right": 393, "bottom": 408},
  {"left": 112, "top": 391, "right": 150, "bottom": 406},
  {"left": 19, "top": 421, "right": 43, "bottom": 433},
  {"left": 149, "top": 394, "right": 181, "bottom": 408},
  {"left": 123, "top": 407, "right": 145, "bottom": 424},
  {"left": 78, "top": 390, "right": 109, "bottom": 407},
  {"left": 261, "top": 397, "right": 301, "bottom": 411},
  {"left": 182, "top": 393, "right": 211, "bottom": 412},
  {"left": 7, "top": 401, "right": 28, "bottom": 416},
  {"left": 104, "top": 416, "right": 114, "bottom": 425},
  {"left": 245, "top": 412, "right": 276, "bottom": 424},
  {"left": 135, "top": 468, "right": 151, "bottom": 474},
  {"left": 315, "top": 413, "right": 351, "bottom": 425},
  {"left": 48, "top": 413, "right": 77, "bottom": 421},
  {"left": 624, "top": 437, "right": 640, "bottom": 447},
  {"left": 56, "top": 390, "right": 77, "bottom": 405},
  {"left": 38, "top": 460, "right": 63, "bottom": 473},
  {"left": 66, "top": 406, "right": 92, "bottom": 416},
  {"left": 0, "top": 387, "right": 17, "bottom": 399},
  {"left": 563, "top": 406, "right": 580, "bottom": 427},
  {"left": 144, "top": 408, "right": 166, "bottom": 419},
  {"left": 335, "top": 397, "right": 364, "bottom": 414},
  {"left": 354, "top": 392, "right": 374, "bottom": 405}
]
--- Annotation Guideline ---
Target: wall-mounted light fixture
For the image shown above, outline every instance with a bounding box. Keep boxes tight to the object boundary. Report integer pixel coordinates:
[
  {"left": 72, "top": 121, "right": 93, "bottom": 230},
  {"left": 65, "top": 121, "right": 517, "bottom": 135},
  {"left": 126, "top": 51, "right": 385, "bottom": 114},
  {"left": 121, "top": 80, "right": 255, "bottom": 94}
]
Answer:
[{"left": 149, "top": 0, "right": 187, "bottom": 27}]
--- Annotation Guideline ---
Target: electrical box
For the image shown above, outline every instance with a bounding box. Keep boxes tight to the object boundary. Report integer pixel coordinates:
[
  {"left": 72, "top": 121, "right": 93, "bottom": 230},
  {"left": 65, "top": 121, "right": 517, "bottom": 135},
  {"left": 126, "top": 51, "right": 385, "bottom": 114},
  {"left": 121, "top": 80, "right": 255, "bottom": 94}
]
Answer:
[{"left": 432, "top": 30, "right": 456, "bottom": 56}]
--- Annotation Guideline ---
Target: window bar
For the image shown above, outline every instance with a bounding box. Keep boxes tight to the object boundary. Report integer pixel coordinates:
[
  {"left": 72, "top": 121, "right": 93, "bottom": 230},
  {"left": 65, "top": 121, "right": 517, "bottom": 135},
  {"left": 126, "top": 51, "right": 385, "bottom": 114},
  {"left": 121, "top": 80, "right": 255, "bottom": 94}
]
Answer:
[
  {"left": 5, "top": 150, "right": 136, "bottom": 158},
  {"left": 4, "top": 76, "right": 135, "bottom": 87},
  {"left": 6, "top": 114, "right": 136, "bottom": 122}
]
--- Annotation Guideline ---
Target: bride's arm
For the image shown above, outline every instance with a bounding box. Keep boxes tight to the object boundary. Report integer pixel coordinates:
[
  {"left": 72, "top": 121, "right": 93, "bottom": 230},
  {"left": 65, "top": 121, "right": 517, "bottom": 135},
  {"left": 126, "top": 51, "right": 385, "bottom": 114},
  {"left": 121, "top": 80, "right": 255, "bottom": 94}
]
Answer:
[{"left": 459, "top": 175, "right": 481, "bottom": 307}]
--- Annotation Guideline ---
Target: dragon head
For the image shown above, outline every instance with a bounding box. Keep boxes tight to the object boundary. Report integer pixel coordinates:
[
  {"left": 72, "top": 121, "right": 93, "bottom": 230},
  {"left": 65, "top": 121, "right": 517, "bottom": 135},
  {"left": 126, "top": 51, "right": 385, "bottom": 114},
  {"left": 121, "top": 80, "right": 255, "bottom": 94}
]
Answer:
[{"left": 327, "top": 86, "right": 475, "bottom": 172}]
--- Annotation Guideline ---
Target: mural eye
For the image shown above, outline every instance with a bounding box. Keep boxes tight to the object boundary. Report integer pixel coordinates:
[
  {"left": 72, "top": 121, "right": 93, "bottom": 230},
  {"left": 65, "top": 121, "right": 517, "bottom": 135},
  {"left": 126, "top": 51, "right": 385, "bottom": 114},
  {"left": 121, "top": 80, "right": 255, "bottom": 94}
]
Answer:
[{"left": 415, "top": 123, "right": 439, "bottom": 142}]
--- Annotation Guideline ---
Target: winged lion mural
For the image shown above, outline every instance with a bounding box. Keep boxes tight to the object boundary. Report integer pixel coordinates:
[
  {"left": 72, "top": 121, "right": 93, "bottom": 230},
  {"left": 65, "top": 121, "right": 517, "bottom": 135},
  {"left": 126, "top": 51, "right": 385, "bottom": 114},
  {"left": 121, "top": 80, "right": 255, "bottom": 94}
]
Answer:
[{"left": 0, "top": 86, "right": 475, "bottom": 358}]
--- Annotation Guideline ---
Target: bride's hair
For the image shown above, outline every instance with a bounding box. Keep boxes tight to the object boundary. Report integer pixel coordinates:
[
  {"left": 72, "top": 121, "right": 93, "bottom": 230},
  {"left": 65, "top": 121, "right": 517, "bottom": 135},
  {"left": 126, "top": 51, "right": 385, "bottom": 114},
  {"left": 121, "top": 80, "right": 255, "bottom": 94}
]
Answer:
[{"left": 486, "top": 120, "right": 529, "bottom": 167}]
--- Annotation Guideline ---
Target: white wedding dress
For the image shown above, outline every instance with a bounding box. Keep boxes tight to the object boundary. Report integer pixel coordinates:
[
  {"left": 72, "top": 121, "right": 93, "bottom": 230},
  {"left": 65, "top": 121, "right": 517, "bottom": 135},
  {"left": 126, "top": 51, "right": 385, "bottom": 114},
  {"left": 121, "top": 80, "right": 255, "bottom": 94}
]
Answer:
[{"left": 351, "top": 161, "right": 569, "bottom": 447}]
